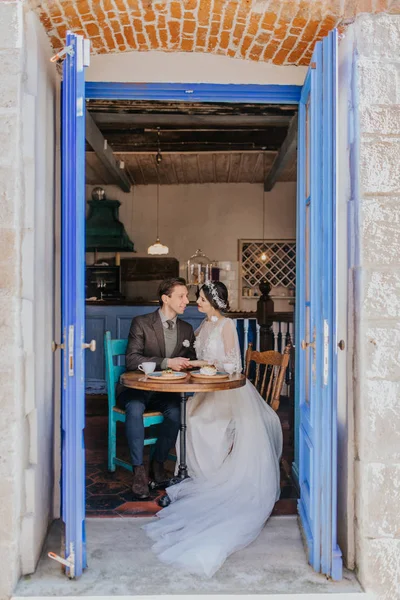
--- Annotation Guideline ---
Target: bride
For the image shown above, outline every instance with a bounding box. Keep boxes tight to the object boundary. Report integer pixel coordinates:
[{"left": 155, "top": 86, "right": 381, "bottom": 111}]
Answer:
[{"left": 143, "top": 281, "right": 283, "bottom": 577}]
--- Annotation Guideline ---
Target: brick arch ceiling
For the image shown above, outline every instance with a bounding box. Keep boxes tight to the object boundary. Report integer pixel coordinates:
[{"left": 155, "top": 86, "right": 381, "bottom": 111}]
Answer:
[{"left": 33, "top": 0, "right": 398, "bottom": 66}]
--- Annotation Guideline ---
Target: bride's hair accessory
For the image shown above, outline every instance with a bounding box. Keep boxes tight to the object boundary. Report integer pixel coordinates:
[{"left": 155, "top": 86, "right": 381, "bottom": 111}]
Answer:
[{"left": 204, "top": 280, "right": 227, "bottom": 310}]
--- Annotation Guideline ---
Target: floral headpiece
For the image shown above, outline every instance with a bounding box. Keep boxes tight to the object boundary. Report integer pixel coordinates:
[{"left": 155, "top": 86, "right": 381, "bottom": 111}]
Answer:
[{"left": 204, "top": 280, "right": 227, "bottom": 310}]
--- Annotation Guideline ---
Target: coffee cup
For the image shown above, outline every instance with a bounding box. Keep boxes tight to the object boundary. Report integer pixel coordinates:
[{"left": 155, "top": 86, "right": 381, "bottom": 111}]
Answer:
[{"left": 138, "top": 362, "right": 156, "bottom": 375}]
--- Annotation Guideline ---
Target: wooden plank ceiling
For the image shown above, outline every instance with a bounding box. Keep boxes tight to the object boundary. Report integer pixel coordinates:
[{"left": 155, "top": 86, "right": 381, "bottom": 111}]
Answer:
[{"left": 85, "top": 99, "right": 298, "bottom": 186}]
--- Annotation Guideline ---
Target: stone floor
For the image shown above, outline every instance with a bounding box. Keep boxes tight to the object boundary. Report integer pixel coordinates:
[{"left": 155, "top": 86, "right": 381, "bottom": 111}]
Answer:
[{"left": 14, "top": 517, "right": 366, "bottom": 598}]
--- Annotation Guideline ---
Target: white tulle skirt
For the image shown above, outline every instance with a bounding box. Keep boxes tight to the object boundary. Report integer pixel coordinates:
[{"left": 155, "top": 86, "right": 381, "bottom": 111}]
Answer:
[{"left": 142, "top": 380, "right": 283, "bottom": 577}]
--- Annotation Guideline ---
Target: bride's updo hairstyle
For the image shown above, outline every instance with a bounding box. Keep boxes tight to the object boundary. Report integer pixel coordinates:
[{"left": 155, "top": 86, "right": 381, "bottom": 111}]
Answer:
[{"left": 198, "top": 281, "right": 230, "bottom": 312}]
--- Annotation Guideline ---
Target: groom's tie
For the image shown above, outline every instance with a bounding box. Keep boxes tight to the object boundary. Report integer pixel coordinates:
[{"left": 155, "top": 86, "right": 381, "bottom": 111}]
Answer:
[{"left": 166, "top": 319, "right": 175, "bottom": 330}]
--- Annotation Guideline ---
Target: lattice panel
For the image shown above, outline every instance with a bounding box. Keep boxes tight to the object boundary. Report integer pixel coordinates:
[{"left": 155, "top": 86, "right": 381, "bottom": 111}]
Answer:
[{"left": 240, "top": 240, "right": 296, "bottom": 289}]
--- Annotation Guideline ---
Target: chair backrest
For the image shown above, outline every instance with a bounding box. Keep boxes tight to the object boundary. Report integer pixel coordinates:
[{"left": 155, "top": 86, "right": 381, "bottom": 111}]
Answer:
[
  {"left": 104, "top": 331, "right": 128, "bottom": 407},
  {"left": 245, "top": 342, "right": 291, "bottom": 411}
]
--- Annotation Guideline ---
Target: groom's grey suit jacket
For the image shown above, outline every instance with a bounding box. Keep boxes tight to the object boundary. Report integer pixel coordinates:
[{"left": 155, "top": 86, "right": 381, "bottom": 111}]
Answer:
[{"left": 117, "top": 309, "right": 196, "bottom": 397}]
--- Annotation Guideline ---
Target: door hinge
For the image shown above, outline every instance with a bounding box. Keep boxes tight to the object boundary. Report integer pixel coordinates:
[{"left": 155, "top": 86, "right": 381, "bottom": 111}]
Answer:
[
  {"left": 323, "top": 320, "right": 329, "bottom": 386},
  {"left": 48, "top": 545, "right": 75, "bottom": 578},
  {"left": 50, "top": 45, "right": 74, "bottom": 63}
]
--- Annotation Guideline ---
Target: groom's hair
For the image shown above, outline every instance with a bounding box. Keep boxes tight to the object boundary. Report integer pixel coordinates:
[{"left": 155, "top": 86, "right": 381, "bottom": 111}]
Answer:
[{"left": 158, "top": 277, "right": 187, "bottom": 306}]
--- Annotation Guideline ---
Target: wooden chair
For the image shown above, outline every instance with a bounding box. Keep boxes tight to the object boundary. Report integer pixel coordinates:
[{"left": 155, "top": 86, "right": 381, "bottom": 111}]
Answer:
[
  {"left": 104, "top": 331, "right": 165, "bottom": 473},
  {"left": 245, "top": 342, "right": 291, "bottom": 411}
]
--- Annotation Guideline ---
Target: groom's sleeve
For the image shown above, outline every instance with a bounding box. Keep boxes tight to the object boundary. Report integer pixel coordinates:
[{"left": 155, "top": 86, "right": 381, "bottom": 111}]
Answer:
[{"left": 126, "top": 317, "right": 164, "bottom": 371}]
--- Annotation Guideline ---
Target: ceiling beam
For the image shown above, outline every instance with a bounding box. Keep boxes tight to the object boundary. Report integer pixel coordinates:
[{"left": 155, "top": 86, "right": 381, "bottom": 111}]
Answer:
[
  {"left": 264, "top": 114, "right": 298, "bottom": 192},
  {"left": 85, "top": 110, "right": 131, "bottom": 193},
  {"left": 90, "top": 112, "right": 293, "bottom": 129},
  {"left": 91, "top": 127, "right": 288, "bottom": 153}
]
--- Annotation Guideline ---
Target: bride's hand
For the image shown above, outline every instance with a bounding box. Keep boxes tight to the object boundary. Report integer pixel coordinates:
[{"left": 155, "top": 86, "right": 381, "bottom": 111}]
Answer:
[{"left": 187, "top": 360, "right": 209, "bottom": 368}]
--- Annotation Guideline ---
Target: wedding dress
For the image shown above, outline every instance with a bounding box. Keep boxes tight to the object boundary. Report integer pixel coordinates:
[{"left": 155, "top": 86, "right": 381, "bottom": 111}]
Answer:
[{"left": 143, "top": 317, "right": 283, "bottom": 577}]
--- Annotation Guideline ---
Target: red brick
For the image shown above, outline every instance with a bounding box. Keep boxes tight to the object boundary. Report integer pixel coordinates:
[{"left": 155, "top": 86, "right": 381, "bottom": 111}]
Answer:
[
  {"left": 256, "top": 32, "right": 271, "bottom": 45},
  {"left": 119, "top": 12, "right": 131, "bottom": 26},
  {"left": 50, "top": 35, "right": 62, "bottom": 50},
  {"left": 249, "top": 44, "right": 263, "bottom": 60},
  {"left": 102, "top": 0, "right": 114, "bottom": 12},
  {"left": 146, "top": 24, "right": 159, "bottom": 47},
  {"left": 207, "top": 35, "right": 218, "bottom": 51},
  {"left": 47, "top": 3, "right": 62, "bottom": 18},
  {"left": 301, "top": 19, "right": 320, "bottom": 42},
  {"left": 261, "top": 12, "right": 277, "bottom": 30},
  {"left": 220, "top": 30, "right": 230, "bottom": 49},
  {"left": 124, "top": 25, "right": 137, "bottom": 48},
  {"left": 170, "top": 2, "right": 182, "bottom": 19},
  {"left": 210, "top": 21, "right": 220, "bottom": 35},
  {"left": 281, "top": 35, "right": 297, "bottom": 51},
  {"left": 103, "top": 25, "right": 117, "bottom": 51},
  {"left": 263, "top": 40, "right": 279, "bottom": 60},
  {"left": 182, "top": 38, "right": 195, "bottom": 51},
  {"left": 115, "top": 34, "right": 126, "bottom": 50},
  {"left": 184, "top": 0, "right": 198, "bottom": 10},
  {"left": 90, "top": 36, "right": 103, "bottom": 51},
  {"left": 196, "top": 26, "right": 208, "bottom": 47},
  {"left": 159, "top": 28, "right": 168, "bottom": 46},
  {"left": 143, "top": 9, "right": 156, "bottom": 22},
  {"left": 291, "top": 16, "right": 308, "bottom": 29},
  {"left": 287, "top": 40, "right": 308, "bottom": 62},
  {"left": 247, "top": 14, "right": 261, "bottom": 36},
  {"left": 272, "top": 47, "right": 291, "bottom": 65},
  {"left": 114, "top": 0, "right": 128, "bottom": 10},
  {"left": 198, "top": 0, "right": 212, "bottom": 25},
  {"left": 239, "top": 34, "right": 253, "bottom": 56},
  {"left": 136, "top": 32, "right": 147, "bottom": 46},
  {"left": 223, "top": 3, "right": 237, "bottom": 30},
  {"left": 133, "top": 18, "right": 144, "bottom": 32},
  {"left": 183, "top": 20, "right": 196, "bottom": 34},
  {"left": 109, "top": 19, "right": 121, "bottom": 34},
  {"left": 168, "top": 20, "right": 181, "bottom": 42}
]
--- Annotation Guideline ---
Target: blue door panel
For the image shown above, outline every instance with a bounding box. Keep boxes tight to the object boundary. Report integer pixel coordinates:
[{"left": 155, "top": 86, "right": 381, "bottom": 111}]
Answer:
[
  {"left": 296, "top": 29, "right": 342, "bottom": 580},
  {"left": 61, "top": 32, "right": 89, "bottom": 579}
]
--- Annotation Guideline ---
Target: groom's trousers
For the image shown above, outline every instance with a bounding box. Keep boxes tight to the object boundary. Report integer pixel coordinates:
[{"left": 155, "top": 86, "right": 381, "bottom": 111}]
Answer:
[{"left": 117, "top": 388, "right": 181, "bottom": 467}]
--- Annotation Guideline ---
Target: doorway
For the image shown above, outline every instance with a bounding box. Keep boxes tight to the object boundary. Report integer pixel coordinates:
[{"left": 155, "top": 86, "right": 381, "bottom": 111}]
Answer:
[
  {"left": 83, "top": 94, "right": 299, "bottom": 519},
  {"left": 55, "top": 29, "right": 342, "bottom": 585}
]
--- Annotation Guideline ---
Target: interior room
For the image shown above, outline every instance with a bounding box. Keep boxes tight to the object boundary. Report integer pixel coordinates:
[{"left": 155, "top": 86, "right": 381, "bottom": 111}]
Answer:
[{"left": 83, "top": 97, "right": 298, "bottom": 518}]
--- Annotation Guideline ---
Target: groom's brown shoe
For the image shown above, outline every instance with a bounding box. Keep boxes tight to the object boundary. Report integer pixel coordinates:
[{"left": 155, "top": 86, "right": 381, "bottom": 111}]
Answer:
[
  {"left": 131, "top": 465, "right": 150, "bottom": 499},
  {"left": 150, "top": 458, "right": 169, "bottom": 484}
]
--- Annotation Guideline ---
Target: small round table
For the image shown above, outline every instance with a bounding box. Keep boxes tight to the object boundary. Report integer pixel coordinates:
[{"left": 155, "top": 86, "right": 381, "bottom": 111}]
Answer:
[{"left": 119, "top": 371, "right": 246, "bottom": 480}]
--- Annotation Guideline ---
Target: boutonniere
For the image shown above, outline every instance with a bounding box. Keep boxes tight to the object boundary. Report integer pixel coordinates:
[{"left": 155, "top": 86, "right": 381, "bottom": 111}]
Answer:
[{"left": 182, "top": 339, "right": 190, "bottom": 348}]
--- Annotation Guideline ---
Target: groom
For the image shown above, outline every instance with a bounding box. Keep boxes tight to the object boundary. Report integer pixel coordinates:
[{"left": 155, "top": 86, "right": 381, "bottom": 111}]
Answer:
[{"left": 117, "top": 277, "right": 196, "bottom": 499}]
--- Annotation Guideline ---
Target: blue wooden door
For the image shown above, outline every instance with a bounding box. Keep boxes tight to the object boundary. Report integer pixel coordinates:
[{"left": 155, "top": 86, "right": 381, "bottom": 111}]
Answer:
[
  {"left": 295, "top": 29, "right": 342, "bottom": 580},
  {"left": 61, "top": 32, "right": 90, "bottom": 578}
]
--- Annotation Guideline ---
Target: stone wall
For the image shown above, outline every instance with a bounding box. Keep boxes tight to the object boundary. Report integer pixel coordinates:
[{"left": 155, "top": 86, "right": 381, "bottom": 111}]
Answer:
[
  {"left": 0, "top": 3, "right": 57, "bottom": 598},
  {"left": 351, "top": 13, "right": 400, "bottom": 600},
  {"left": 0, "top": 2, "right": 25, "bottom": 598}
]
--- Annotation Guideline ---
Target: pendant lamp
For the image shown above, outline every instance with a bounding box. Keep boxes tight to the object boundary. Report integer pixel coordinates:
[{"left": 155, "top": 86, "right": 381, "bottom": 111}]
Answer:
[{"left": 148, "top": 131, "right": 169, "bottom": 255}]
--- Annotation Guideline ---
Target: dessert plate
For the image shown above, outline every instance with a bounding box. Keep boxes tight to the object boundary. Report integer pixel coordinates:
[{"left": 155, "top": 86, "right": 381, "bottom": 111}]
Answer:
[
  {"left": 146, "top": 371, "right": 188, "bottom": 381},
  {"left": 190, "top": 370, "right": 229, "bottom": 380}
]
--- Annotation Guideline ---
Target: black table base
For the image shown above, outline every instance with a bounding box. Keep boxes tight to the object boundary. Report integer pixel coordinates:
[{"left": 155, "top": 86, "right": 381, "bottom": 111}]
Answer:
[{"left": 153, "top": 391, "right": 190, "bottom": 507}]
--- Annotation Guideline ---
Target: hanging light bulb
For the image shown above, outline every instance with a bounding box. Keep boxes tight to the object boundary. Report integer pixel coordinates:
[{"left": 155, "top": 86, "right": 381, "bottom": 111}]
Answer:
[
  {"left": 260, "top": 251, "right": 268, "bottom": 262},
  {"left": 148, "top": 130, "right": 169, "bottom": 255}
]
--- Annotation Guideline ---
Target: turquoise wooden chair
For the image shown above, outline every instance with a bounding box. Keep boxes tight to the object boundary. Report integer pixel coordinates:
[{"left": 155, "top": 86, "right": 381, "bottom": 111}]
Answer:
[{"left": 104, "top": 331, "right": 165, "bottom": 472}]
